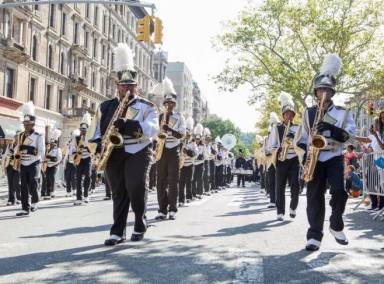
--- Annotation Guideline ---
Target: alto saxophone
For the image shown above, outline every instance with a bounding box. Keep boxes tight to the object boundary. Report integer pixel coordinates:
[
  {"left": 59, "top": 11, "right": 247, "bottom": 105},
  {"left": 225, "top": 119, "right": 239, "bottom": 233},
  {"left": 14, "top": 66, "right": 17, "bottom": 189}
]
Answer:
[
  {"left": 13, "top": 132, "right": 23, "bottom": 171},
  {"left": 155, "top": 113, "right": 169, "bottom": 161},
  {"left": 303, "top": 93, "right": 328, "bottom": 183},
  {"left": 278, "top": 121, "right": 292, "bottom": 162},
  {"left": 96, "top": 92, "right": 134, "bottom": 171}
]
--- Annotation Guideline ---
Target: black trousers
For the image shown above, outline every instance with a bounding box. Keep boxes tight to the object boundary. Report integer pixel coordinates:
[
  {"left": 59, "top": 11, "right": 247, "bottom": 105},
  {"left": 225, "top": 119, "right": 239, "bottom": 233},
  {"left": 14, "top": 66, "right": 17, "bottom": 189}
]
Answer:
[
  {"left": 203, "top": 160, "right": 210, "bottom": 192},
  {"left": 209, "top": 160, "right": 215, "bottom": 190},
  {"left": 192, "top": 163, "right": 204, "bottom": 196},
  {"left": 215, "top": 165, "right": 224, "bottom": 188},
  {"left": 46, "top": 166, "right": 57, "bottom": 196},
  {"left": 266, "top": 165, "right": 276, "bottom": 203},
  {"left": 275, "top": 157, "right": 300, "bottom": 215},
  {"left": 259, "top": 166, "right": 265, "bottom": 189},
  {"left": 179, "top": 165, "right": 193, "bottom": 202},
  {"left": 149, "top": 162, "right": 157, "bottom": 189},
  {"left": 157, "top": 147, "right": 179, "bottom": 214},
  {"left": 105, "top": 178, "right": 111, "bottom": 198},
  {"left": 226, "top": 167, "right": 232, "bottom": 184},
  {"left": 20, "top": 162, "right": 39, "bottom": 211},
  {"left": 6, "top": 165, "right": 20, "bottom": 203},
  {"left": 65, "top": 162, "right": 77, "bottom": 193},
  {"left": 371, "top": 195, "right": 384, "bottom": 209},
  {"left": 91, "top": 169, "right": 97, "bottom": 190},
  {"left": 105, "top": 147, "right": 150, "bottom": 237},
  {"left": 306, "top": 156, "right": 348, "bottom": 242},
  {"left": 237, "top": 174, "right": 245, "bottom": 187},
  {"left": 76, "top": 157, "right": 91, "bottom": 200}
]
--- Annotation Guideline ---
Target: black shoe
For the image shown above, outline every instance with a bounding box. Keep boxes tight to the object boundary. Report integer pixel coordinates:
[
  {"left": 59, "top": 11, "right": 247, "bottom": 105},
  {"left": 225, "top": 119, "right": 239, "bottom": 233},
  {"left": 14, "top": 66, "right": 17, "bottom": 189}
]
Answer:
[
  {"left": 103, "top": 196, "right": 112, "bottom": 200},
  {"left": 16, "top": 210, "right": 29, "bottom": 216},
  {"left": 305, "top": 244, "right": 320, "bottom": 251},
  {"left": 130, "top": 233, "right": 144, "bottom": 242},
  {"left": 104, "top": 238, "right": 125, "bottom": 246},
  {"left": 31, "top": 206, "right": 38, "bottom": 212}
]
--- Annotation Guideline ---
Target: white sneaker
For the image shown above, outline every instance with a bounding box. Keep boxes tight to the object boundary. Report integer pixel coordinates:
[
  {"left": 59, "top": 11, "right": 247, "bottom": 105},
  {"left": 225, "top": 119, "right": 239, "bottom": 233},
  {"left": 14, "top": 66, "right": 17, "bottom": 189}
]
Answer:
[
  {"left": 74, "top": 200, "right": 82, "bottom": 206},
  {"left": 169, "top": 211, "right": 176, "bottom": 220},
  {"left": 31, "top": 203, "right": 38, "bottom": 212},
  {"left": 305, "top": 239, "right": 321, "bottom": 251},
  {"left": 178, "top": 203, "right": 185, "bottom": 207},
  {"left": 329, "top": 228, "right": 348, "bottom": 245},
  {"left": 154, "top": 212, "right": 167, "bottom": 220},
  {"left": 66, "top": 193, "right": 71, "bottom": 197},
  {"left": 84, "top": 197, "right": 89, "bottom": 203},
  {"left": 267, "top": 203, "right": 276, "bottom": 208},
  {"left": 289, "top": 209, "right": 296, "bottom": 218},
  {"left": 277, "top": 214, "right": 284, "bottom": 221}
]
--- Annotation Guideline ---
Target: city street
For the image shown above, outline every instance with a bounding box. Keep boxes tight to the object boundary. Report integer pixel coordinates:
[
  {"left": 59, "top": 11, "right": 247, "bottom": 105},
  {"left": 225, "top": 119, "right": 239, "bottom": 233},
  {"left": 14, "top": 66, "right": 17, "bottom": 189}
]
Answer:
[{"left": 0, "top": 183, "right": 383, "bottom": 283}]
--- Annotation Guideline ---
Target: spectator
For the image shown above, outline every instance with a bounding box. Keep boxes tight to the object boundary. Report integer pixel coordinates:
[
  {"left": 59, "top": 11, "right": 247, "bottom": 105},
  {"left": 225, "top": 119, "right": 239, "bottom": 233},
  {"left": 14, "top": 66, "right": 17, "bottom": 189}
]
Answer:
[
  {"left": 345, "top": 165, "right": 363, "bottom": 197},
  {"left": 344, "top": 145, "right": 359, "bottom": 169}
]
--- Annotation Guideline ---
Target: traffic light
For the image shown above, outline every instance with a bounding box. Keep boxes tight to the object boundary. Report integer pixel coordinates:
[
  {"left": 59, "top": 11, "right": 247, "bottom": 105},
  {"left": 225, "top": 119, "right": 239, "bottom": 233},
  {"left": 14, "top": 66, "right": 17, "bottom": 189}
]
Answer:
[
  {"left": 153, "top": 17, "right": 163, "bottom": 44},
  {"left": 368, "top": 102, "right": 374, "bottom": 116},
  {"left": 137, "top": 15, "right": 151, "bottom": 42}
]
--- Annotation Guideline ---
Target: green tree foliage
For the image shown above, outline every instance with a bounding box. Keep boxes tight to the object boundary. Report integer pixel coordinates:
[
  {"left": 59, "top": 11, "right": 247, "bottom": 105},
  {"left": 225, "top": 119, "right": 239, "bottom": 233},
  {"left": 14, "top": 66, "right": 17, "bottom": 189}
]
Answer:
[{"left": 214, "top": 0, "right": 384, "bottom": 134}]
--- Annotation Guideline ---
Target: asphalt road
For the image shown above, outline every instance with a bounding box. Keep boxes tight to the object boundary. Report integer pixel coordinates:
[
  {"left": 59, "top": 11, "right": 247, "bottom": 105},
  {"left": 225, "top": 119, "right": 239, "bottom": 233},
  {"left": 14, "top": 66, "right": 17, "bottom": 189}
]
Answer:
[{"left": 0, "top": 183, "right": 383, "bottom": 283}]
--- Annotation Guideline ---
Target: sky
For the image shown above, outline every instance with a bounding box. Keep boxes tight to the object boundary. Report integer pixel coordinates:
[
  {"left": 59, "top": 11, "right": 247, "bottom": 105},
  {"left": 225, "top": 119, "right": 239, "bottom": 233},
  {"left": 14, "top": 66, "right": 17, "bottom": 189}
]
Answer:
[{"left": 153, "top": 0, "right": 261, "bottom": 132}]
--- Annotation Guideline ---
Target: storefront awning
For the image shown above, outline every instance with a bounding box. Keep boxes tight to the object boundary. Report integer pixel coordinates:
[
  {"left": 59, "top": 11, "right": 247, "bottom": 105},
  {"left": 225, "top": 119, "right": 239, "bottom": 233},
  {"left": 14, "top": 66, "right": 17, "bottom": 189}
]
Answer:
[{"left": 0, "top": 116, "right": 22, "bottom": 139}]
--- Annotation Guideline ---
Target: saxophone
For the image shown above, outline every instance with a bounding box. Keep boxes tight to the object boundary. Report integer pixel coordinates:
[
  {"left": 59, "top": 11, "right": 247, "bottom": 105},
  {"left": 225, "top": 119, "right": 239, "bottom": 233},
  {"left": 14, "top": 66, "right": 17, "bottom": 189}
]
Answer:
[
  {"left": 42, "top": 147, "right": 49, "bottom": 173},
  {"left": 278, "top": 121, "right": 292, "bottom": 162},
  {"left": 155, "top": 113, "right": 169, "bottom": 161},
  {"left": 303, "top": 93, "right": 328, "bottom": 183},
  {"left": 13, "top": 132, "right": 23, "bottom": 171},
  {"left": 96, "top": 92, "right": 134, "bottom": 171},
  {"left": 74, "top": 135, "right": 84, "bottom": 166}
]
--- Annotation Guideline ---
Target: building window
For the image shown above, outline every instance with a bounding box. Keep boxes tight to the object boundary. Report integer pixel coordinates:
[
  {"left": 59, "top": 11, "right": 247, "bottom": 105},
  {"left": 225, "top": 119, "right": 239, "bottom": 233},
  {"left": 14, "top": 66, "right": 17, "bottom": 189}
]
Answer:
[
  {"left": 118, "top": 30, "right": 121, "bottom": 42},
  {"left": 49, "top": 4, "right": 55, "bottom": 28},
  {"left": 58, "top": 90, "right": 63, "bottom": 113},
  {"left": 74, "top": 22, "right": 79, "bottom": 44},
  {"left": 46, "top": 85, "right": 52, "bottom": 110},
  {"left": 111, "top": 53, "right": 115, "bottom": 69},
  {"left": 93, "top": 38, "right": 97, "bottom": 58},
  {"left": 100, "top": 77, "right": 104, "bottom": 93},
  {"left": 82, "top": 98, "right": 87, "bottom": 107},
  {"left": 94, "top": 6, "right": 99, "bottom": 27},
  {"left": 70, "top": 94, "right": 76, "bottom": 108},
  {"left": 12, "top": 17, "right": 23, "bottom": 45},
  {"left": 101, "top": 44, "right": 105, "bottom": 61},
  {"left": 86, "top": 4, "right": 90, "bottom": 19},
  {"left": 91, "top": 102, "right": 95, "bottom": 111},
  {"left": 48, "top": 45, "right": 53, "bottom": 68},
  {"left": 5, "top": 68, "right": 14, "bottom": 98},
  {"left": 31, "top": 35, "right": 38, "bottom": 61},
  {"left": 61, "top": 12, "right": 66, "bottom": 35},
  {"left": 60, "top": 52, "right": 65, "bottom": 74},
  {"left": 84, "top": 30, "right": 89, "bottom": 48},
  {"left": 112, "top": 24, "right": 116, "bottom": 40},
  {"left": 34, "top": 0, "right": 39, "bottom": 11},
  {"left": 91, "top": 71, "right": 96, "bottom": 89},
  {"left": 102, "top": 14, "right": 107, "bottom": 34},
  {"left": 29, "top": 77, "right": 36, "bottom": 103}
]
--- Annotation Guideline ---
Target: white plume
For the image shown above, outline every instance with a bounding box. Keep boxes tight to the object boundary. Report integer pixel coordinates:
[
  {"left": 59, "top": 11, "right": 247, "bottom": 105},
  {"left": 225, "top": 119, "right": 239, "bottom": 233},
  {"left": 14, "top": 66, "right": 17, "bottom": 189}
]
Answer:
[
  {"left": 279, "top": 91, "right": 294, "bottom": 108},
  {"left": 51, "top": 128, "right": 62, "bottom": 140},
  {"left": 193, "top": 123, "right": 204, "bottom": 136},
  {"left": 72, "top": 129, "right": 80, "bottom": 137},
  {"left": 163, "top": 77, "right": 176, "bottom": 95},
  {"left": 114, "top": 43, "right": 135, "bottom": 72},
  {"left": 185, "top": 117, "right": 194, "bottom": 131},
  {"left": 269, "top": 112, "right": 280, "bottom": 125},
  {"left": 215, "top": 136, "right": 222, "bottom": 144},
  {"left": 81, "top": 112, "right": 92, "bottom": 126},
  {"left": 149, "top": 82, "right": 163, "bottom": 96},
  {"left": 203, "top": 127, "right": 211, "bottom": 137},
  {"left": 320, "top": 54, "right": 342, "bottom": 77},
  {"left": 21, "top": 101, "right": 35, "bottom": 116}
]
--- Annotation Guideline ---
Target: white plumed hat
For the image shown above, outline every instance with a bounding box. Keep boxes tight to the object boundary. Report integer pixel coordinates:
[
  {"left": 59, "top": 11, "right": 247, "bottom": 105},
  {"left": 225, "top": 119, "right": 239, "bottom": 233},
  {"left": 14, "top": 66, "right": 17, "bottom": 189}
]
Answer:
[
  {"left": 21, "top": 101, "right": 36, "bottom": 123},
  {"left": 279, "top": 91, "right": 295, "bottom": 114},
  {"left": 314, "top": 53, "right": 342, "bottom": 92},
  {"left": 203, "top": 127, "right": 211, "bottom": 138},
  {"left": 80, "top": 112, "right": 92, "bottom": 129},
  {"left": 193, "top": 123, "right": 204, "bottom": 138},
  {"left": 269, "top": 112, "right": 280, "bottom": 125},
  {"left": 50, "top": 128, "right": 62, "bottom": 143},
  {"left": 114, "top": 43, "right": 137, "bottom": 85},
  {"left": 185, "top": 117, "right": 194, "bottom": 131}
]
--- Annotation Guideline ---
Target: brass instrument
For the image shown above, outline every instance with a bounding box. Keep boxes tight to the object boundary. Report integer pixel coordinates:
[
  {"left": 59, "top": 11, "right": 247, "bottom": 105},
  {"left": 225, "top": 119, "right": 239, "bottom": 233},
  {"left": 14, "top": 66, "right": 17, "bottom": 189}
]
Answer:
[
  {"left": 179, "top": 140, "right": 187, "bottom": 169},
  {"left": 155, "top": 113, "right": 169, "bottom": 161},
  {"left": 303, "top": 93, "right": 328, "bottom": 183},
  {"left": 278, "top": 121, "right": 292, "bottom": 162},
  {"left": 42, "top": 147, "right": 49, "bottom": 173},
  {"left": 74, "top": 135, "right": 84, "bottom": 166},
  {"left": 13, "top": 133, "right": 23, "bottom": 171},
  {"left": 96, "top": 93, "right": 134, "bottom": 171}
]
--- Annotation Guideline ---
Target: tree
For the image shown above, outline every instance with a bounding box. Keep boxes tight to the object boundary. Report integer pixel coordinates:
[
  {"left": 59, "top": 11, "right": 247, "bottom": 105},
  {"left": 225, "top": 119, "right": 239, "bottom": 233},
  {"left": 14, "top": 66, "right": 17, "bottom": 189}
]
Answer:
[{"left": 214, "top": 0, "right": 384, "bottom": 134}]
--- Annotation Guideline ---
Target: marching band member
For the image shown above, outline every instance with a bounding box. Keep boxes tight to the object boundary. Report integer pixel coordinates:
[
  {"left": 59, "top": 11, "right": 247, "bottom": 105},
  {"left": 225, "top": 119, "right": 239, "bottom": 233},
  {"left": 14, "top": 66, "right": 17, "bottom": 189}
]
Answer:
[
  {"left": 148, "top": 140, "right": 157, "bottom": 193},
  {"left": 179, "top": 118, "right": 197, "bottom": 205},
  {"left": 15, "top": 101, "right": 45, "bottom": 216},
  {"left": 294, "top": 54, "right": 356, "bottom": 251},
  {"left": 265, "top": 112, "right": 280, "bottom": 208},
  {"left": 235, "top": 149, "right": 247, "bottom": 187},
  {"left": 155, "top": 78, "right": 186, "bottom": 221},
  {"left": 206, "top": 130, "right": 216, "bottom": 193},
  {"left": 44, "top": 128, "right": 63, "bottom": 199},
  {"left": 192, "top": 123, "right": 205, "bottom": 199},
  {"left": 89, "top": 43, "right": 159, "bottom": 245},
  {"left": 4, "top": 132, "right": 21, "bottom": 206},
  {"left": 203, "top": 128, "right": 211, "bottom": 195},
  {"left": 73, "top": 113, "right": 92, "bottom": 205},
  {"left": 63, "top": 131, "right": 78, "bottom": 197},
  {"left": 269, "top": 92, "right": 300, "bottom": 221},
  {"left": 214, "top": 137, "right": 225, "bottom": 190}
]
